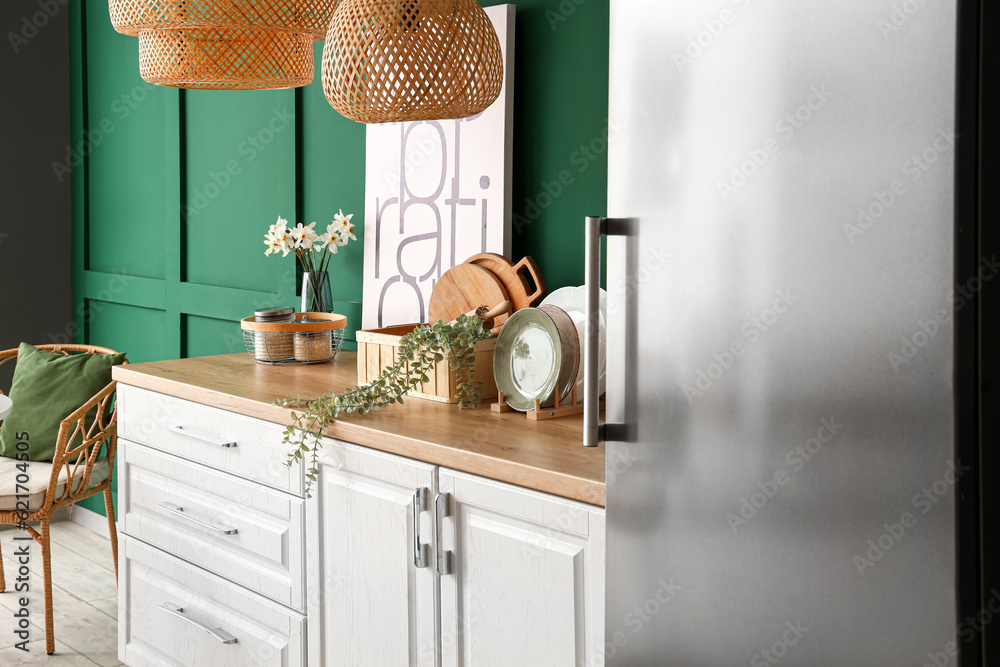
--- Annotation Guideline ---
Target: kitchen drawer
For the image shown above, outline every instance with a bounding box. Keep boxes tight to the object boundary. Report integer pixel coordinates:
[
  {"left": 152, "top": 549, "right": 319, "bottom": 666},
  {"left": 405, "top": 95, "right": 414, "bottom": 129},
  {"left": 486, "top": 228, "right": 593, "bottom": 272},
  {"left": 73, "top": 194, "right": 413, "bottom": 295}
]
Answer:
[
  {"left": 121, "top": 441, "right": 306, "bottom": 611},
  {"left": 118, "top": 384, "right": 302, "bottom": 495},
  {"left": 119, "top": 536, "right": 306, "bottom": 667}
]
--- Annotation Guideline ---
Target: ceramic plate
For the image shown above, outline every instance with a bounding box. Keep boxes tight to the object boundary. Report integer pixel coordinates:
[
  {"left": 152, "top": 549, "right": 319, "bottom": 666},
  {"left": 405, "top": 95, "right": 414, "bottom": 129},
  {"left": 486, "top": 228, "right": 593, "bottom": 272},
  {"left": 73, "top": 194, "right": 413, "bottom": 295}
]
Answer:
[
  {"left": 538, "top": 305, "right": 581, "bottom": 405},
  {"left": 540, "top": 286, "right": 607, "bottom": 397},
  {"left": 494, "top": 308, "right": 562, "bottom": 412}
]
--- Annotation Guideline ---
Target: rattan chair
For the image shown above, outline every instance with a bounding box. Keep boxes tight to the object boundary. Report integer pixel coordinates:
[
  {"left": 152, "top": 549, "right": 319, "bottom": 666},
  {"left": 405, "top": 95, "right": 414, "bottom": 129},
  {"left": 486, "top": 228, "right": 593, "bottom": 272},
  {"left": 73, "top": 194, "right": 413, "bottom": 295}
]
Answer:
[{"left": 0, "top": 344, "right": 126, "bottom": 655}]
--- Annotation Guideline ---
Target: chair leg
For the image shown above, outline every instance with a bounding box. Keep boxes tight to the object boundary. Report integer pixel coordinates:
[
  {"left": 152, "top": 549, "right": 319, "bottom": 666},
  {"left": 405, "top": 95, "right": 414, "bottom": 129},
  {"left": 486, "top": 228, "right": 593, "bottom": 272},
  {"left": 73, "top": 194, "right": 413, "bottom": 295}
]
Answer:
[
  {"left": 0, "top": 535, "right": 5, "bottom": 592},
  {"left": 104, "top": 488, "right": 119, "bottom": 588},
  {"left": 40, "top": 519, "right": 55, "bottom": 655}
]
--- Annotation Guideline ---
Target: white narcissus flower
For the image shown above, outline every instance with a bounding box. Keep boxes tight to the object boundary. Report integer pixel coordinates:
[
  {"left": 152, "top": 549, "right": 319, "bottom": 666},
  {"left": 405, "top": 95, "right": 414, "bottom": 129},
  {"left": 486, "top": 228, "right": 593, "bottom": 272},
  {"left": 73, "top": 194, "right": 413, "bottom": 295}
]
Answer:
[
  {"left": 265, "top": 214, "right": 352, "bottom": 259},
  {"left": 278, "top": 235, "right": 292, "bottom": 256},
  {"left": 341, "top": 221, "right": 357, "bottom": 242},
  {"left": 270, "top": 216, "right": 289, "bottom": 234},
  {"left": 305, "top": 222, "right": 320, "bottom": 245},
  {"left": 290, "top": 222, "right": 319, "bottom": 249},
  {"left": 264, "top": 217, "right": 292, "bottom": 256},
  {"left": 330, "top": 210, "right": 357, "bottom": 244},
  {"left": 333, "top": 209, "right": 354, "bottom": 233},
  {"left": 316, "top": 224, "right": 339, "bottom": 254}
]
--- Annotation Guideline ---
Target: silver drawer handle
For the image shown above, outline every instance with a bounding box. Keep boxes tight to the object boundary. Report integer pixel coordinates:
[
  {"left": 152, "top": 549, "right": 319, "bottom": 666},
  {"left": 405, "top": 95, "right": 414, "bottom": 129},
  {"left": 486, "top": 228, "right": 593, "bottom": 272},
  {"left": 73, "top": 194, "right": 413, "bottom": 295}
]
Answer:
[
  {"left": 159, "top": 501, "right": 238, "bottom": 535},
  {"left": 413, "top": 488, "right": 430, "bottom": 569},
  {"left": 435, "top": 492, "right": 453, "bottom": 576},
  {"left": 158, "top": 422, "right": 237, "bottom": 448},
  {"left": 159, "top": 602, "right": 238, "bottom": 644}
]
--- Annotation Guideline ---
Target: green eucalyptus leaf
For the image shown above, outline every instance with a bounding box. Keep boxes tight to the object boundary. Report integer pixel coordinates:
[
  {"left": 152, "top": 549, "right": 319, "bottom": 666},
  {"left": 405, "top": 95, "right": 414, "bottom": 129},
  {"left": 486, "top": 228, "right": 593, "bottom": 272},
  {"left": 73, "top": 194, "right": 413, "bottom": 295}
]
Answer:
[{"left": 275, "top": 318, "right": 489, "bottom": 494}]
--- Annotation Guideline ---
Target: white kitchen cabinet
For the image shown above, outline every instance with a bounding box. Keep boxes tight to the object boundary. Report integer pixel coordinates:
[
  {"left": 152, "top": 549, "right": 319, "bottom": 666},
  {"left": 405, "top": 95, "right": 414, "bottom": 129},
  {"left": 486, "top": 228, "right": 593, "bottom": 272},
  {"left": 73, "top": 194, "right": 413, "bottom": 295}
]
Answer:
[
  {"left": 438, "top": 469, "right": 606, "bottom": 667},
  {"left": 117, "top": 381, "right": 605, "bottom": 667},
  {"left": 307, "top": 439, "right": 439, "bottom": 667}
]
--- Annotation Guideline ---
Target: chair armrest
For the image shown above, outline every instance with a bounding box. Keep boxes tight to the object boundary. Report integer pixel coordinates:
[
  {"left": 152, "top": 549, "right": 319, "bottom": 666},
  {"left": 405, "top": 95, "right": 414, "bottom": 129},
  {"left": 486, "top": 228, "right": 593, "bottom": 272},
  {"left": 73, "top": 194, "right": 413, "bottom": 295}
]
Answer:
[
  {"left": 57, "top": 379, "right": 118, "bottom": 438},
  {"left": 41, "top": 380, "right": 119, "bottom": 511}
]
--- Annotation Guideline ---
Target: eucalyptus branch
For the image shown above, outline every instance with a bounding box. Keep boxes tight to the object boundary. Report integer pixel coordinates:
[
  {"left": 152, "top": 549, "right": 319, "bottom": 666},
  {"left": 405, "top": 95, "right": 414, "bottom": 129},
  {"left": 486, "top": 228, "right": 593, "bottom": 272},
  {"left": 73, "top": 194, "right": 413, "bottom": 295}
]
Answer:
[{"left": 276, "top": 310, "right": 492, "bottom": 496}]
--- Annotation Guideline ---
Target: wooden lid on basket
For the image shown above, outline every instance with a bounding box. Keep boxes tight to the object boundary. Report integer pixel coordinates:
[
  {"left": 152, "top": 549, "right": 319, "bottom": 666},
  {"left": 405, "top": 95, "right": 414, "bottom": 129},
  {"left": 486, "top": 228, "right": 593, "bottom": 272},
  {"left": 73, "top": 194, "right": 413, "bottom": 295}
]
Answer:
[{"left": 241, "top": 312, "right": 347, "bottom": 332}]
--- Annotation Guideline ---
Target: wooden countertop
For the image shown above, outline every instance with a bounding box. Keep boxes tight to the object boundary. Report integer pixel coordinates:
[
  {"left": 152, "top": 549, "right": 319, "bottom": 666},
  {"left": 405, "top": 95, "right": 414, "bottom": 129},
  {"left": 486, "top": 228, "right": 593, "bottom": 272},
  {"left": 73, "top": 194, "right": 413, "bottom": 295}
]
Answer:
[{"left": 113, "top": 353, "right": 606, "bottom": 506}]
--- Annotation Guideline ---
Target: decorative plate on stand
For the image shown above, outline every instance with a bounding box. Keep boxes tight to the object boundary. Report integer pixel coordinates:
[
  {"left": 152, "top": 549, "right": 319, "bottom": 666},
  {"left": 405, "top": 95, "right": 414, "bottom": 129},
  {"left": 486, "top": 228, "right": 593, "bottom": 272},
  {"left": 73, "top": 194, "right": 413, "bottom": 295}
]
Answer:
[
  {"left": 540, "top": 286, "right": 607, "bottom": 397},
  {"left": 493, "top": 306, "right": 580, "bottom": 412}
]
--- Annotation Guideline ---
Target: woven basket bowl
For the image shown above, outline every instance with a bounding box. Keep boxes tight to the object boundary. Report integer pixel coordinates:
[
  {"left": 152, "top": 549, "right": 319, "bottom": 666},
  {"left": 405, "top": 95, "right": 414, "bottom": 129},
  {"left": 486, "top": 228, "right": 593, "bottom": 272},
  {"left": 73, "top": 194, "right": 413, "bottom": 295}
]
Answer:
[
  {"left": 138, "top": 27, "right": 315, "bottom": 90},
  {"left": 109, "top": 0, "right": 337, "bottom": 38},
  {"left": 321, "top": 0, "right": 504, "bottom": 123}
]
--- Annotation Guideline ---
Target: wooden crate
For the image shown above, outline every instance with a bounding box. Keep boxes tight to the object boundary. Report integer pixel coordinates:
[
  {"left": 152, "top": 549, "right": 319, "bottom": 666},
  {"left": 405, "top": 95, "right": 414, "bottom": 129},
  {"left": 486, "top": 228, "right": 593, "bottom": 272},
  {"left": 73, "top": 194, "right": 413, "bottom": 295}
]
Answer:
[{"left": 356, "top": 324, "right": 498, "bottom": 404}]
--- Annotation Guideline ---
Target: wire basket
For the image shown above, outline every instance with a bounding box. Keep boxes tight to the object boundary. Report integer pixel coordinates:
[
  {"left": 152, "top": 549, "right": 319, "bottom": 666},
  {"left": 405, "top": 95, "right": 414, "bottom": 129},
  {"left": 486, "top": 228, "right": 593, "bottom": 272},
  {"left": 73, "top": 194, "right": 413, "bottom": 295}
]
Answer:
[{"left": 241, "top": 312, "right": 347, "bottom": 365}]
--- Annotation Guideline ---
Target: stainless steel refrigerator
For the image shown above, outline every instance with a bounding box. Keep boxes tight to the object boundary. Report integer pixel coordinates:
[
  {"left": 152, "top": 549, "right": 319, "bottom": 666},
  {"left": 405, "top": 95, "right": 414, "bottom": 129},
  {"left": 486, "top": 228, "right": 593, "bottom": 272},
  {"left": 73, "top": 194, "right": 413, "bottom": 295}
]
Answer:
[{"left": 584, "top": 0, "right": 985, "bottom": 664}]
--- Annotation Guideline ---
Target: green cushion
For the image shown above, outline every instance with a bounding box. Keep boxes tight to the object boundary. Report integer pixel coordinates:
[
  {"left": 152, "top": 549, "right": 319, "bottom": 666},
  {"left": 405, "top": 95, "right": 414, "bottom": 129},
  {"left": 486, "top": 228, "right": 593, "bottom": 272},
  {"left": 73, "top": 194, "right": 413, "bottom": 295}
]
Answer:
[{"left": 0, "top": 344, "right": 126, "bottom": 461}]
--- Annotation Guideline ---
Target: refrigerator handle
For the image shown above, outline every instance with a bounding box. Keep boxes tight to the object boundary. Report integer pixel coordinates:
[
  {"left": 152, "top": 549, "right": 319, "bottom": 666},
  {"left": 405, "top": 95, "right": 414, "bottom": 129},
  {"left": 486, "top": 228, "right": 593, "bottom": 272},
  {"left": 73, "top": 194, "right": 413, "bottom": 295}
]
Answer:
[{"left": 584, "top": 216, "right": 626, "bottom": 447}]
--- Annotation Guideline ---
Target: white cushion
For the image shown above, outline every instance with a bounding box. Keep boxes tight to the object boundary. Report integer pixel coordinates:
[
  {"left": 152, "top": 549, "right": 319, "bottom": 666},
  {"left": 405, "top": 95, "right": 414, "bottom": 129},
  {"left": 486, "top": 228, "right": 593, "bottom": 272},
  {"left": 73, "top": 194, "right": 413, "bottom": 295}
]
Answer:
[{"left": 0, "top": 457, "right": 110, "bottom": 511}]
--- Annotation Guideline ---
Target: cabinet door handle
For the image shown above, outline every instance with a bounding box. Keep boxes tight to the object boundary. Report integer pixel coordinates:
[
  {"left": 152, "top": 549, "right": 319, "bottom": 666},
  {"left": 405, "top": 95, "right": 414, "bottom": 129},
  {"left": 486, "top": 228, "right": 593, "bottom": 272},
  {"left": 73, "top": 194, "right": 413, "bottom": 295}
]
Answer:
[
  {"left": 435, "top": 492, "right": 453, "bottom": 576},
  {"left": 158, "top": 422, "right": 237, "bottom": 448},
  {"left": 159, "top": 602, "right": 238, "bottom": 644},
  {"left": 159, "top": 501, "right": 238, "bottom": 535},
  {"left": 413, "top": 487, "right": 430, "bottom": 568}
]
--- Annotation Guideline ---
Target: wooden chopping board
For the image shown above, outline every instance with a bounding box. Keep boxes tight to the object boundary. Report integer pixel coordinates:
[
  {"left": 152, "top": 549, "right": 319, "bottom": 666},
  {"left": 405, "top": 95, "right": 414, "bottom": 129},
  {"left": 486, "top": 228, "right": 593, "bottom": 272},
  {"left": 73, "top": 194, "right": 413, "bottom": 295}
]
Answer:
[
  {"left": 429, "top": 264, "right": 511, "bottom": 327},
  {"left": 465, "top": 253, "right": 547, "bottom": 311}
]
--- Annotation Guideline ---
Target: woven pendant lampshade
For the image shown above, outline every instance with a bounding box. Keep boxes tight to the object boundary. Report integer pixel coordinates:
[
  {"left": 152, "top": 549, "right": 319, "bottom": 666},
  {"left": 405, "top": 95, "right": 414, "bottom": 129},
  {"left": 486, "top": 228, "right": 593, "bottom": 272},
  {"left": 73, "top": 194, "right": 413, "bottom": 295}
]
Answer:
[
  {"left": 321, "top": 0, "right": 504, "bottom": 123},
  {"left": 109, "top": 0, "right": 337, "bottom": 90}
]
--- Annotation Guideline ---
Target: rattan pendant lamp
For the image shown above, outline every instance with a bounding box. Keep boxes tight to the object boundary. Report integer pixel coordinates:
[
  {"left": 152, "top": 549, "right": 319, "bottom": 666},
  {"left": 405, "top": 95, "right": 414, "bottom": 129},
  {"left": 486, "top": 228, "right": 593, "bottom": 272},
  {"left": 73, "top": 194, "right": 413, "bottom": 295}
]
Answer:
[
  {"left": 109, "top": 0, "right": 337, "bottom": 90},
  {"left": 321, "top": 0, "right": 504, "bottom": 123}
]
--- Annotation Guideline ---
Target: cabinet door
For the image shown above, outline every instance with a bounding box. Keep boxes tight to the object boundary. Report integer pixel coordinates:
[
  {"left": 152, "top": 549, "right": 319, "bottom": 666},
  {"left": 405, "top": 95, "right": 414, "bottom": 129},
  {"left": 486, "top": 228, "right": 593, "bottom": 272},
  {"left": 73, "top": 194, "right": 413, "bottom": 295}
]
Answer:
[
  {"left": 438, "top": 469, "right": 606, "bottom": 667},
  {"left": 307, "top": 439, "right": 439, "bottom": 667}
]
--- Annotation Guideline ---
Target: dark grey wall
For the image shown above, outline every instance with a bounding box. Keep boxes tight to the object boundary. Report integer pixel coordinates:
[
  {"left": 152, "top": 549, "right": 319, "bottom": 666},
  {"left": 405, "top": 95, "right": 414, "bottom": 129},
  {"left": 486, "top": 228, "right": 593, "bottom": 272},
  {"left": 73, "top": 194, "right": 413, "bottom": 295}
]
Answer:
[{"left": 0, "top": 0, "right": 72, "bottom": 388}]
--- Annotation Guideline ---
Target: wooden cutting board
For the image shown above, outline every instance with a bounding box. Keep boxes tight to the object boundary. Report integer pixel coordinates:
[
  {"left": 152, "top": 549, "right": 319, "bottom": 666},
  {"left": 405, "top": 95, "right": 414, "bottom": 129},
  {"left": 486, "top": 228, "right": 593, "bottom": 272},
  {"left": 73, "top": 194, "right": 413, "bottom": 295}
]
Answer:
[
  {"left": 429, "top": 264, "right": 511, "bottom": 327},
  {"left": 465, "top": 253, "right": 547, "bottom": 311}
]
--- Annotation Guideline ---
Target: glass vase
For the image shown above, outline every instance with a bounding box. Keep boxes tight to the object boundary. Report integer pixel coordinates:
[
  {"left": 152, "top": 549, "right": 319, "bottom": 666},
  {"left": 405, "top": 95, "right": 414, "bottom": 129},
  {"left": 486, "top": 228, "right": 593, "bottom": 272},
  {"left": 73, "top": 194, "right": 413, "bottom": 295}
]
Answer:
[{"left": 301, "top": 271, "right": 333, "bottom": 313}]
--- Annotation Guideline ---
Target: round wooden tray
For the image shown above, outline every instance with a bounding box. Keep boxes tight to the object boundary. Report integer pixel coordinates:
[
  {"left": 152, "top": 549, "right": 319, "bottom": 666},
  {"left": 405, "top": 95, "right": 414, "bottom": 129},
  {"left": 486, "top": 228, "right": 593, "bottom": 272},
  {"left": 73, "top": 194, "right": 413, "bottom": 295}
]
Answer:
[{"left": 240, "top": 312, "right": 347, "bottom": 332}]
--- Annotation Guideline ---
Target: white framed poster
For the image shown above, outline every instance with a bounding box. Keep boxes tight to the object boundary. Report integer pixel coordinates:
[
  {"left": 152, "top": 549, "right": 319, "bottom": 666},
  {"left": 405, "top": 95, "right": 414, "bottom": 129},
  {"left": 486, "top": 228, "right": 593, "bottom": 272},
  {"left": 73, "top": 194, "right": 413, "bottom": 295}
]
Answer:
[{"left": 362, "top": 4, "right": 515, "bottom": 329}]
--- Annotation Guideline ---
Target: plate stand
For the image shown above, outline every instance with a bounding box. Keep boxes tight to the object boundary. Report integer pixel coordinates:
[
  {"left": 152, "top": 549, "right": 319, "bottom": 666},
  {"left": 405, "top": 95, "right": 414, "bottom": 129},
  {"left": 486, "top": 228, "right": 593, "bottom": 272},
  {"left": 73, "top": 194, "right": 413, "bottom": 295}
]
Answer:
[
  {"left": 491, "top": 392, "right": 516, "bottom": 413},
  {"left": 491, "top": 386, "right": 584, "bottom": 420}
]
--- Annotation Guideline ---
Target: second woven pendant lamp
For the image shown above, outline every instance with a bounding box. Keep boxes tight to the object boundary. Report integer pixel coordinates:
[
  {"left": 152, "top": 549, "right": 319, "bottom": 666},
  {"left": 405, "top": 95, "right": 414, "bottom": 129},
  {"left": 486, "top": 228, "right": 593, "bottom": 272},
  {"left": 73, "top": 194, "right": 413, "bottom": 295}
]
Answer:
[
  {"left": 321, "top": 0, "right": 504, "bottom": 123},
  {"left": 109, "top": 0, "right": 337, "bottom": 90}
]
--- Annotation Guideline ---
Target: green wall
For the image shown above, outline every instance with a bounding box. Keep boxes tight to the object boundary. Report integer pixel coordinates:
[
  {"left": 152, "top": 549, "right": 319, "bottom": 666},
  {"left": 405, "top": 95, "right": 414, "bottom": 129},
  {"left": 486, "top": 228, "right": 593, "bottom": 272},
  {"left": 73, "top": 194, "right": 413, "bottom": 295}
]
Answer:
[{"left": 69, "top": 0, "right": 609, "bottom": 515}]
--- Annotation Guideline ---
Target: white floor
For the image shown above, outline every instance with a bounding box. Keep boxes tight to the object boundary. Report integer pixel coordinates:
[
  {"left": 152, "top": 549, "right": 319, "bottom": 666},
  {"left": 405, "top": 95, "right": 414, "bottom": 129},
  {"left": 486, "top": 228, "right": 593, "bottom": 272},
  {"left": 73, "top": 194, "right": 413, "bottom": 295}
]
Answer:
[{"left": 0, "top": 515, "right": 120, "bottom": 665}]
